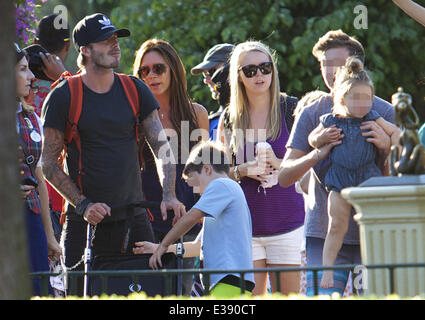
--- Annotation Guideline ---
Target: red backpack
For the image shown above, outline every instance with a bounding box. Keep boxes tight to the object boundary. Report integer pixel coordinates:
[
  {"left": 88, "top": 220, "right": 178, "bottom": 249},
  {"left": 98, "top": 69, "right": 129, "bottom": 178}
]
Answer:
[{"left": 51, "top": 72, "right": 145, "bottom": 224}]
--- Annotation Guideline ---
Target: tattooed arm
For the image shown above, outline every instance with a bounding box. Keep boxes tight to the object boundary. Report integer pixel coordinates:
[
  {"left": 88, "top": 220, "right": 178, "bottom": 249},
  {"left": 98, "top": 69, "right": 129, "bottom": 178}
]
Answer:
[
  {"left": 41, "top": 127, "right": 110, "bottom": 225},
  {"left": 141, "top": 109, "right": 186, "bottom": 225},
  {"left": 42, "top": 127, "right": 83, "bottom": 205}
]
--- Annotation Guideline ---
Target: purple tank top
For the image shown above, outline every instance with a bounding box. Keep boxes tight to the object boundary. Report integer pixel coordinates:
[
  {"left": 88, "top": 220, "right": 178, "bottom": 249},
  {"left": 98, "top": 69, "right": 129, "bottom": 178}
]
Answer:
[{"left": 238, "top": 112, "right": 305, "bottom": 237}]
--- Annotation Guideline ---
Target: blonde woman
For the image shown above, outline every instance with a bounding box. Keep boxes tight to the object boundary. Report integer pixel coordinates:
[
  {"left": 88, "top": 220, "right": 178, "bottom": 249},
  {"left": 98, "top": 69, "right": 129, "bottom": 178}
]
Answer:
[{"left": 217, "top": 41, "right": 305, "bottom": 295}]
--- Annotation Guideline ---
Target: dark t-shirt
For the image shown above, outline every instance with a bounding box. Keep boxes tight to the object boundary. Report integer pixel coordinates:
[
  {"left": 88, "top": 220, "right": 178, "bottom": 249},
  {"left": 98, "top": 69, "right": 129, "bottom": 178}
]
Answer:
[{"left": 42, "top": 74, "right": 159, "bottom": 220}]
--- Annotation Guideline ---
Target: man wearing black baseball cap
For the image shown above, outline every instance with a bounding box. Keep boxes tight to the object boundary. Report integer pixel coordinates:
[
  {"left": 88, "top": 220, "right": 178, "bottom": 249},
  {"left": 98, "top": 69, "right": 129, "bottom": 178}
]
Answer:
[
  {"left": 36, "top": 14, "right": 71, "bottom": 56},
  {"left": 191, "top": 43, "right": 234, "bottom": 140},
  {"left": 31, "top": 14, "right": 72, "bottom": 82},
  {"left": 42, "top": 13, "right": 185, "bottom": 295},
  {"left": 72, "top": 13, "right": 130, "bottom": 53},
  {"left": 191, "top": 43, "right": 234, "bottom": 75},
  {"left": 71, "top": 13, "right": 131, "bottom": 70}
]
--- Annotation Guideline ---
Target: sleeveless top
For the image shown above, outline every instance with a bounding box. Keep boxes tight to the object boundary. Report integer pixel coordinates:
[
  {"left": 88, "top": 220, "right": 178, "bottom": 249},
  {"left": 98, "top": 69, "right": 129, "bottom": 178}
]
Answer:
[
  {"left": 225, "top": 95, "right": 305, "bottom": 237},
  {"left": 141, "top": 134, "right": 200, "bottom": 236},
  {"left": 17, "top": 109, "right": 42, "bottom": 214}
]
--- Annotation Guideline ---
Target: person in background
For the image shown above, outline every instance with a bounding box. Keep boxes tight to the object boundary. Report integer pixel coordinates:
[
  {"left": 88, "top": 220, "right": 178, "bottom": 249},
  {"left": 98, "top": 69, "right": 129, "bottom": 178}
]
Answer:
[
  {"left": 207, "top": 63, "right": 231, "bottom": 140},
  {"left": 191, "top": 43, "right": 234, "bottom": 139},
  {"left": 133, "top": 38, "right": 209, "bottom": 295},
  {"left": 30, "top": 14, "right": 71, "bottom": 115},
  {"left": 15, "top": 43, "right": 61, "bottom": 296},
  {"left": 25, "top": 14, "right": 72, "bottom": 244}
]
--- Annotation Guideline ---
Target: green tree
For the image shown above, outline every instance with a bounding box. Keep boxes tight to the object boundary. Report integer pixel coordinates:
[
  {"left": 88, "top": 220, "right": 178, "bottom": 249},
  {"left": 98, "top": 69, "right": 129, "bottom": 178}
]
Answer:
[{"left": 110, "top": 0, "right": 425, "bottom": 119}]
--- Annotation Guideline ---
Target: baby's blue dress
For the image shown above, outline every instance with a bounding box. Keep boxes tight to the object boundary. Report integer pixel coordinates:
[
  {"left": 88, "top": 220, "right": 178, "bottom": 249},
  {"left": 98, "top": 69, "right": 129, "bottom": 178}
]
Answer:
[{"left": 320, "top": 110, "right": 382, "bottom": 192}]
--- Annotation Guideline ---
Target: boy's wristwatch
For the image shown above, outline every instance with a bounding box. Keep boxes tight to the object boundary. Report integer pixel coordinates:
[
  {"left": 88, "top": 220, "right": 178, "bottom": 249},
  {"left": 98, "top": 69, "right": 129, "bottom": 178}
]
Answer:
[{"left": 233, "top": 165, "right": 241, "bottom": 181}]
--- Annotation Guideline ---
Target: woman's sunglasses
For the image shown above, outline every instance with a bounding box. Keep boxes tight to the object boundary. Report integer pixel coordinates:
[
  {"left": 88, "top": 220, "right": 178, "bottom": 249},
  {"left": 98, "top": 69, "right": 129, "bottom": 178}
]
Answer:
[
  {"left": 138, "top": 63, "right": 167, "bottom": 78},
  {"left": 239, "top": 62, "right": 273, "bottom": 78}
]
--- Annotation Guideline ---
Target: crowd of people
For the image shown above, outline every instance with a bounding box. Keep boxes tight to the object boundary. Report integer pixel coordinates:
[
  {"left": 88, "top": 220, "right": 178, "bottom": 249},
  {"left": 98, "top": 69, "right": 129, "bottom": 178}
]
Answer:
[{"left": 15, "top": 0, "right": 424, "bottom": 299}]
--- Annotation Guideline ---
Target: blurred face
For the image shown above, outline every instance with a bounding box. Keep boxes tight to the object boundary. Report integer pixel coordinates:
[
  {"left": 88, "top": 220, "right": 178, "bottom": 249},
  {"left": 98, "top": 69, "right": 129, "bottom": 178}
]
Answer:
[
  {"left": 320, "top": 47, "right": 350, "bottom": 90},
  {"left": 140, "top": 50, "right": 171, "bottom": 97},
  {"left": 184, "top": 165, "right": 215, "bottom": 195},
  {"left": 85, "top": 34, "right": 121, "bottom": 69},
  {"left": 239, "top": 50, "right": 272, "bottom": 95},
  {"left": 16, "top": 57, "right": 34, "bottom": 98},
  {"left": 185, "top": 171, "right": 203, "bottom": 194},
  {"left": 343, "top": 84, "right": 373, "bottom": 118}
]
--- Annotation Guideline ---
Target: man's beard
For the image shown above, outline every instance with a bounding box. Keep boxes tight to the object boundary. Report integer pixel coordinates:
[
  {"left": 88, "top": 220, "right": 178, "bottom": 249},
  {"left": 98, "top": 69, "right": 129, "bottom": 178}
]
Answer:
[{"left": 92, "top": 49, "right": 120, "bottom": 69}]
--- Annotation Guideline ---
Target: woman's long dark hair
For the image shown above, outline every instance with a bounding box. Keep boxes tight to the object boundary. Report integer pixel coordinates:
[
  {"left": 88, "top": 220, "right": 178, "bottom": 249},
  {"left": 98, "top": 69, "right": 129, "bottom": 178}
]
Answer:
[{"left": 133, "top": 39, "right": 199, "bottom": 140}]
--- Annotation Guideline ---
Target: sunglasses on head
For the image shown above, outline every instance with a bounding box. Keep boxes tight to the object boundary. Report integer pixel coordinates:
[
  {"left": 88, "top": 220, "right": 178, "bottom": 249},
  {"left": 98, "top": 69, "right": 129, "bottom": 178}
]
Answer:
[
  {"left": 239, "top": 62, "right": 273, "bottom": 78},
  {"left": 138, "top": 63, "right": 167, "bottom": 78}
]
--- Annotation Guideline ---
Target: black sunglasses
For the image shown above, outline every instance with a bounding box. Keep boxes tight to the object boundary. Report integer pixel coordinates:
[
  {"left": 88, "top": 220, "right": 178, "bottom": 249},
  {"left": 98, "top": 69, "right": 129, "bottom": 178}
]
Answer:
[
  {"left": 138, "top": 63, "right": 167, "bottom": 78},
  {"left": 239, "top": 62, "right": 273, "bottom": 78}
]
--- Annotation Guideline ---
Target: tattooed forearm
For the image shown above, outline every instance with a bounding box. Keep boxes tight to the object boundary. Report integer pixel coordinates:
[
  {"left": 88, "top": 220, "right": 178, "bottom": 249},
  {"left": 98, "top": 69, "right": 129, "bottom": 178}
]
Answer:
[
  {"left": 41, "top": 127, "right": 85, "bottom": 206},
  {"left": 141, "top": 110, "right": 177, "bottom": 199}
]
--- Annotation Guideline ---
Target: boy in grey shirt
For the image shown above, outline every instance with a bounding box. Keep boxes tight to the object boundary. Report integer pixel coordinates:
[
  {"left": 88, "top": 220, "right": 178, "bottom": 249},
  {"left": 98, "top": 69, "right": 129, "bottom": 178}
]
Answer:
[{"left": 149, "top": 141, "right": 255, "bottom": 297}]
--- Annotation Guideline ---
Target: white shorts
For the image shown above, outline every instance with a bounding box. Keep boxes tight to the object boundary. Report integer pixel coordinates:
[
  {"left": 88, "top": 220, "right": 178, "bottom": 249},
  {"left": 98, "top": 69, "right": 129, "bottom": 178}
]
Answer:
[{"left": 252, "top": 226, "right": 304, "bottom": 265}]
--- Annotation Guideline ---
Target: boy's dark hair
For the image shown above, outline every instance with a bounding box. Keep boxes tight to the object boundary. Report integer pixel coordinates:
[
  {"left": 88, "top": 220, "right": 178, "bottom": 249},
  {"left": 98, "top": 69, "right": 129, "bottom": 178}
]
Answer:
[
  {"left": 312, "top": 29, "right": 365, "bottom": 63},
  {"left": 183, "top": 141, "right": 230, "bottom": 177}
]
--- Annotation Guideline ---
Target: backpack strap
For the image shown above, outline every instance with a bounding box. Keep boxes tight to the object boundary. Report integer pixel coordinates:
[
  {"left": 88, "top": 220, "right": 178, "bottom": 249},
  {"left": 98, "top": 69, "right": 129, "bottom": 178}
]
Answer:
[
  {"left": 116, "top": 73, "right": 147, "bottom": 171},
  {"left": 66, "top": 75, "right": 84, "bottom": 189},
  {"left": 116, "top": 74, "right": 140, "bottom": 137},
  {"left": 59, "top": 74, "right": 84, "bottom": 224},
  {"left": 65, "top": 75, "right": 84, "bottom": 144},
  {"left": 116, "top": 74, "right": 154, "bottom": 221}
]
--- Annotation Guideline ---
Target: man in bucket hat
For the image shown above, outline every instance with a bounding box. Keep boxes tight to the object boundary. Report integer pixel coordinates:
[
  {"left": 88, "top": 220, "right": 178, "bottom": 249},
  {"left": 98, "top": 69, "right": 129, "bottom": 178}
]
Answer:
[
  {"left": 191, "top": 43, "right": 234, "bottom": 139},
  {"left": 42, "top": 13, "right": 185, "bottom": 296}
]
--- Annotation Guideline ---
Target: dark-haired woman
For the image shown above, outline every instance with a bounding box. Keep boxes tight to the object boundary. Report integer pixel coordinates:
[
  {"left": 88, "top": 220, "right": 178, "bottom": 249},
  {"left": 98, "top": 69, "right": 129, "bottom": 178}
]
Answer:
[
  {"left": 132, "top": 39, "right": 208, "bottom": 294},
  {"left": 15, "top": 43, "right": 61, "bottom": 296}
]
